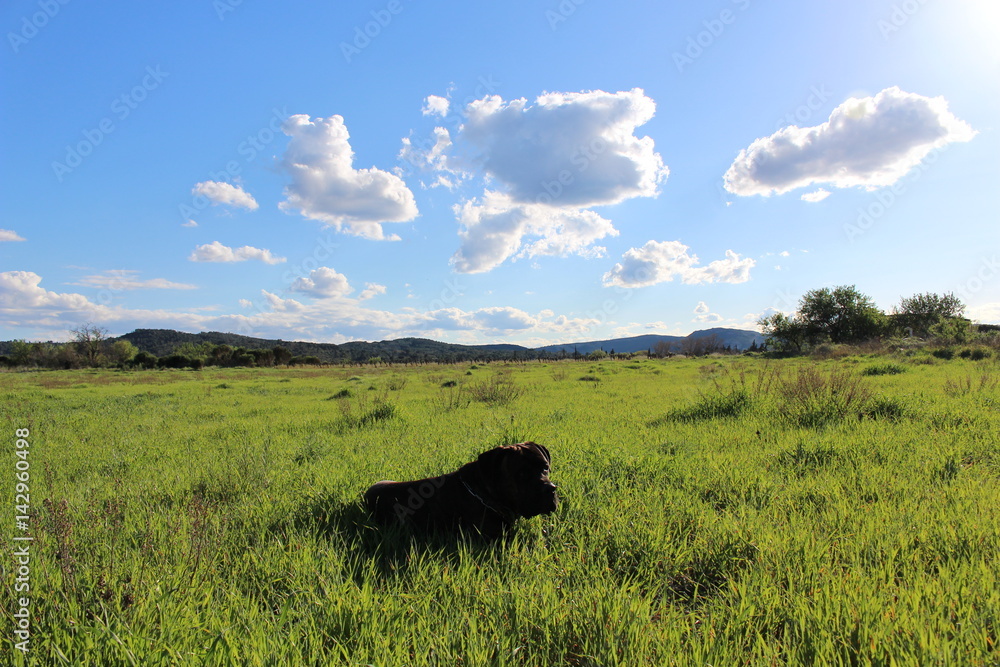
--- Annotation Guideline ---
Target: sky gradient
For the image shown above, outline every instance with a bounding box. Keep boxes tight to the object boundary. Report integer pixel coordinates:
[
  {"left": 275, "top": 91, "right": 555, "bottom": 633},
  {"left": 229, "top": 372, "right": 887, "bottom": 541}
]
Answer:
[{"left": 2, "top": 0, "right": 997, "bottom": 345}]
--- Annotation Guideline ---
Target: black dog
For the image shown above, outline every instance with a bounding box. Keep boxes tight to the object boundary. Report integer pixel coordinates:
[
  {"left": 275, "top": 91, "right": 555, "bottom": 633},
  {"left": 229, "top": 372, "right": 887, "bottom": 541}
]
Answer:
[{"left": 364, "top": 442, "right": 558, "bottom": 540}]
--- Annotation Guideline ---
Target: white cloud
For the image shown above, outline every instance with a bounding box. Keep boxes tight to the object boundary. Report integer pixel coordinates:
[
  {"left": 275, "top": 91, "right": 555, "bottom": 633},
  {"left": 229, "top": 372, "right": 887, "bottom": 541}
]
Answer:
[
  {"left": 422, "top": 95, "right": 450, "bottom": 118},
  {"left": 603, "top": 240, "right": 755, "bottom": 288},
  {"left": 71, "top": 270, "right": 197, "bottom": 291},
  {"left": 0, "top": 229, "right": 26, "bottom": 242},
  {"left": 724, "top": 87, "right": 976, "bottom": 197},
  {"left": 457, "top": 88, "right": 668, "bottom": 207},
  {"left": 288, "top": 267, "right": 353, "bottom": 299},
  {"left": 188, "top": 241, "right": 286, "bottom": 265},
  {"left": 192, "top": 181, "right": 259, "bottom": 210},
  {"left": 399, "top": 126, "right": 454, "bottom": 174},
  {"left": 182, "top": 219, "right": 198, "bottom": 228},
  {"left": 451, "top": 191, "right": 617, "bottom": 274},
  {"left": 359, "top": 283, "right": 387, "bottom": 300},
  {"left": 693, "top": 301, "right": 723, "bottom": 324},
  {"left": 279, "top": 114, "right": 418, "bottom": 241},
  {"left": 800, "top": 188, "right": 831, "bottom": 203},
  {"left": 969, "top": 303, "right": 1000, "bottom": 324}
]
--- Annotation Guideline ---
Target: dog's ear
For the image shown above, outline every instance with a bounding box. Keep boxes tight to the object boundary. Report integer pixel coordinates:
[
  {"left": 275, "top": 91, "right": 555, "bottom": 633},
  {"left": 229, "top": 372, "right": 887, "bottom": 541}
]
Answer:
[
  {"left": 476, "top": 446, "right": 508, "bottom": 471},
  {"left": 524, "top": 441, "right": 551, "bottom": 465}
]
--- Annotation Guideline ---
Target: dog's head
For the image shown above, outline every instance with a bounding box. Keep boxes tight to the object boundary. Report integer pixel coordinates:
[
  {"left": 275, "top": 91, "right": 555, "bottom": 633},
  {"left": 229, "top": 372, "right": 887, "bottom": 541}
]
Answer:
[{"left": 475, "top": 441, "right": 558, "bottom": 518}]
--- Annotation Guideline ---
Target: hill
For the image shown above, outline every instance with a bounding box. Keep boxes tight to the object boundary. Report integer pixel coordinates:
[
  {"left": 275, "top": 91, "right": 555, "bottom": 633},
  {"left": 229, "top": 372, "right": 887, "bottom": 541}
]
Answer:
[
  {"left": 534, "top": 328, "right": 766, "bottom": 355},
  {"left": 118, "top": 329, "right": 535, "bottom": 364}
]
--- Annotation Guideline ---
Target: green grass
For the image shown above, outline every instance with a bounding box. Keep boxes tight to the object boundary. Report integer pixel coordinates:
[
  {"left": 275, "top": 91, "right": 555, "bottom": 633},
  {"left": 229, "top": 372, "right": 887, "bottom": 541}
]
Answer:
[{"left": 2, "top": 356, "right": 999, "bottom": 665}]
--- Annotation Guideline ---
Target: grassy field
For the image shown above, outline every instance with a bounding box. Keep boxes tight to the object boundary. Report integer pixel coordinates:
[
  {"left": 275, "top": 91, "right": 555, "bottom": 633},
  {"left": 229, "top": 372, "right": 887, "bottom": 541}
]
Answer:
[{"left": 2, "top": 353, "right": 999, "bottom": 665}]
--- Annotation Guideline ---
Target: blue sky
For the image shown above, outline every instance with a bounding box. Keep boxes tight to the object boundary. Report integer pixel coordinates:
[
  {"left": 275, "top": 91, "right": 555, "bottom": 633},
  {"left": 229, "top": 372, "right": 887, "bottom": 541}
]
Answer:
[{"left": 2, "top": 0, "right": 997, "bottom": 345}]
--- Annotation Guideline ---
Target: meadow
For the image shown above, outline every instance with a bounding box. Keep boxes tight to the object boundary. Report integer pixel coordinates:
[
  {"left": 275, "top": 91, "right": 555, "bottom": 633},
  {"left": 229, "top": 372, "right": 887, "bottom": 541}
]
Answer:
[{"left": 2, "top": 351, "right": 999, "bottom": 665}]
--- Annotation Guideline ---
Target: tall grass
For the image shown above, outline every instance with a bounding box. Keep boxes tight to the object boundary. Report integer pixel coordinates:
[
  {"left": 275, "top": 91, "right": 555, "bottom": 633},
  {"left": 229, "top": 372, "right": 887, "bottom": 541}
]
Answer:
[{"left": 2, "top": 356, "right": 999, "bottom": 664}]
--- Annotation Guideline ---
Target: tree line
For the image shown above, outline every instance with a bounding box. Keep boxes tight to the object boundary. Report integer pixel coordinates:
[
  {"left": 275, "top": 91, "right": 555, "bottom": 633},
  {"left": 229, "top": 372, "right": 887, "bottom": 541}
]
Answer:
[
  {"left": 0, "top": 325, "right": 324, "bottom": 370},
  {"left": 758, "top": 286, "right": 996, "bottom": 353}
]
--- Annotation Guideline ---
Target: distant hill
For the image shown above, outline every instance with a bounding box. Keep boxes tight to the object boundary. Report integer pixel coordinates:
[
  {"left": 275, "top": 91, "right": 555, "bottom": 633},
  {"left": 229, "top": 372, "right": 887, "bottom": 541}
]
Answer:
[
  {"left": 2, "top": 326, "right": 766, "bottom": 365},
  {"left": 118, "top": 329, "right": 535, "bottom": 363},
  {"left": 534, "top": 328, "right": 766, "bottom": 355}
]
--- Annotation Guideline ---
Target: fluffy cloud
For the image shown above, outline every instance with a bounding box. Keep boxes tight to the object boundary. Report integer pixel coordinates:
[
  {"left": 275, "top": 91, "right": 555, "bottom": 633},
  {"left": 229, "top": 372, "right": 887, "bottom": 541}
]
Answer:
[
  {"left": 288, "top": 267, "right": 353, "bottom": 299},
  {"left": 0, "top": 229, "right": 26, "bottom": 242},
  {"left": 359, "top": 283, "right": 387, "bottom": 300},
  {"left": 724, "top": 87, "right": 976, "bottom": 197},
  {"left": 192, "top": 181, "right": 259, "bottom": 210},
  {"left": 399, "top": 126, "right": 454, "bottom": 174},
  {"left": 458, "top": 88, "right": 668, "bottom": 207},
  {"left": 602, "top": 240, "right": 755, "bottom": 288},
  {"left": 451, "top": 191, "right": 617, "bottom": 274},
  {"left": 279, "top": 114, "right": 418, "bottom": 241},
  {"left": 693, "top": 301, "right": 723, "bottom": 324},
  {"left": 188, "top": 241, "right": 286, "bottom": 265},
  {"left": 0, "top": 271, "right": 93, "bottom": 312},
  {"left": 422, "top": 95, "right": 450, "bottom": 117}
]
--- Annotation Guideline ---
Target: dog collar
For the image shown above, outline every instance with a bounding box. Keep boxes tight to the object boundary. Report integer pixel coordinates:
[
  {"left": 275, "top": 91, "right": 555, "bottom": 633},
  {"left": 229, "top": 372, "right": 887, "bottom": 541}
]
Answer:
[{"left": 459, "top": 475, "right": 513, "bottom": 520}]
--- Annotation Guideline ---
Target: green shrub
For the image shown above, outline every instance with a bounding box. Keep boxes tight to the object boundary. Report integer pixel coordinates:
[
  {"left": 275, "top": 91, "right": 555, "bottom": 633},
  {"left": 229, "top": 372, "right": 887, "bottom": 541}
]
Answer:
[
  {"left": 657, "top": 389, "right": 752, "bottom": 423},
  {"left": 861, "top": 363, "right": 907, "bottom": 376}
]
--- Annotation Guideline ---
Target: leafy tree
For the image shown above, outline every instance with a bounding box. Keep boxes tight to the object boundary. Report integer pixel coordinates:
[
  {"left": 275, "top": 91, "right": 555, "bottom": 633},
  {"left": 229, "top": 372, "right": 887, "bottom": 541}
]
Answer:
[
  {"left": 757, "top": 312, "right": 807, "bottom": 353},
  {"left": 108, "top": 340, "right": 138, "bottom": 365},
  {"left": 893, "top": 292, "right": 965, "bottom": 337},
  {"left": 759, "top": 285, "right": 887, "bottom": 351},
  {"left": 798, "top": 285, "right": 885, "bottom": 345}
]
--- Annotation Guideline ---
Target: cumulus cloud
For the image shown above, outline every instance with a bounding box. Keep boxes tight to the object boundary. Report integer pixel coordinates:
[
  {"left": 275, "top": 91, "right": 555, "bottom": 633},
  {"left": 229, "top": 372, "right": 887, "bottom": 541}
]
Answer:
[
  {"left": 192, "top": 181, "right": 259, "bottom": 210},
  {"left": 279, "top": 114, "right": 418, "bottom": 241},
  {"left": 359, "top": 283, "right": 387, "bottom": 300},
  {"left": 422, "top": 95, "right": 450, "bottom": 117},
  {"left": 288, "top": 267, "right": 353, "bottom": 299},
  {"left": 188, "top": 241, "right": 286, "bottom": 265},
  {"left": 693, "top": 301, "right": 723, "bottom": 324},
  {"left": 71, "top": 270, "right": 197, "bottom": 291},
  {"left": 399, "top": 126, "right": 454, "bottom": 175},
  {"left": 0, "top": 271, "right": 94, "bottom": 312},
  {"left": 724, "top": 87, "right": 977, "bottom": 197},
  {"left": 457, "top": 88, "right": 668, "bottom": 207},
  {"left": 602, "top": 240, "right": 755, "bottom": 288},
  {"left": 0, "top": 229, "right": 26, "bottom": 242},
  {"left": 451, "top": 191, "right": 617, "bottom": 273}
]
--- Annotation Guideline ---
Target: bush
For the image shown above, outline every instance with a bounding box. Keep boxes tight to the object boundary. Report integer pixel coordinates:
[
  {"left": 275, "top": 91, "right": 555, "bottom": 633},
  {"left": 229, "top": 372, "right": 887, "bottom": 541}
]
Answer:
[
  {"left": 959, "top": 347, "right": 991, "bottom": 361},
  {"left": 776, "top": 366, "right": 873, "bottom": 427},
  {"left": 861, "top": 363, "right": 907, "bottom": 376},
  {"left": 468, "top": 374, "right": 523, "bottom": 406},
  {"left": 658, "top": 389, "right": 752, "bottom": 424}
]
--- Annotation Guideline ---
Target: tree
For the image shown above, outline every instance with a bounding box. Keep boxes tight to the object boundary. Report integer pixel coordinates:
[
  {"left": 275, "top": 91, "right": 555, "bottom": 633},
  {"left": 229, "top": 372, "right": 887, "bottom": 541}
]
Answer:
[
  {"left": 893, "top": 292, "right": 965, "bottom": 337},
  {"left": 71, "top": 323, "right": 110, "bottom": 366},
  {"left": 108, "top": 340, "right": 138, "bottom": 365},
  {"left": 759, "top": 285, "right": 887, "bottom": 351},
  {"left": 757, "top": 312, "right": 807, "bottom": 353}
]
